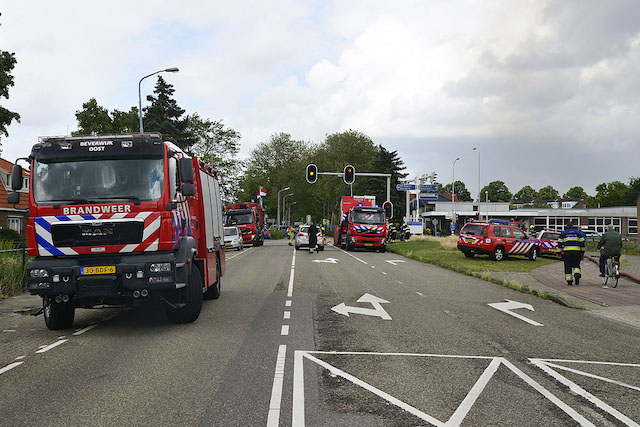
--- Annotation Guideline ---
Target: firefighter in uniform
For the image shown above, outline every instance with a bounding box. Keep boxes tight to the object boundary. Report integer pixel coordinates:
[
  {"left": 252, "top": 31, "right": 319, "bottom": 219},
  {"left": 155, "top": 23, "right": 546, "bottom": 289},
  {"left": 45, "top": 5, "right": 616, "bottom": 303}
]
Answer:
[
  {"left": 401, "top": 222, "right": 410, "bottom": 242},
  {"left": 529, "top": 224, "right": 537, "bottom": 238},
  {"left": 557, "top": 221, "right": 586, "bottom": 285},
  {"left": 308, "top": 221, "right": 319, "bottom": 253},
  {"left": 287, "top": 225, "right": 295, "bottom": 246},
  {"left": 389, "top": 223, "right": 397, "bottom": 242}
]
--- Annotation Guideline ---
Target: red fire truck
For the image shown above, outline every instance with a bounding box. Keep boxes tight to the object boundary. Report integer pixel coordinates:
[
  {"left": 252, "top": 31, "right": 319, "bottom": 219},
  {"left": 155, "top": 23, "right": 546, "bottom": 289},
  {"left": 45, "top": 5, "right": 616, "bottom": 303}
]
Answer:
[
  {"left": 335, "top": 196, "right": 387, "bottom": 252},
  {"left": 6, "top": 134, "right": 225, "bottom": 329},
  {"left": 224, "top": 202, "right": 264, "bottom": 246}
]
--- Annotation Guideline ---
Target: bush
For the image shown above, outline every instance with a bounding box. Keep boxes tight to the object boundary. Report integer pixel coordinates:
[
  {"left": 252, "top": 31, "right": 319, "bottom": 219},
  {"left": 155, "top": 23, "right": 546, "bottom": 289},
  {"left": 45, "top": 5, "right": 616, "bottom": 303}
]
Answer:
[
  {"left": 270, "top": 229, "right": 284, "bottom": 240},
  {"left": 0, "top": 240, "right": 26, "bottom": 297},
  {"left": 0, "top": 228, "right": 23, "bottom": 244}
]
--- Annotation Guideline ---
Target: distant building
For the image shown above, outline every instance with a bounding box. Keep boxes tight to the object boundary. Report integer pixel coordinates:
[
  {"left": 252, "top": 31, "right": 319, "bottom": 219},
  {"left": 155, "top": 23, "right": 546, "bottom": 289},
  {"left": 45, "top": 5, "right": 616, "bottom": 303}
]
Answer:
[{"left": 0, "top": 157, "right": 30, "bottom": 236}]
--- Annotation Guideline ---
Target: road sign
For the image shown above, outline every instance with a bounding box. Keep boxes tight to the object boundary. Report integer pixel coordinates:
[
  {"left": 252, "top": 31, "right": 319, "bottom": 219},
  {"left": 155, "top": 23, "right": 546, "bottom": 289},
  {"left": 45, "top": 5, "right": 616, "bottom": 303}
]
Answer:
[
  {"left": 488, "top": 299, "right": 543, "bottom": 326},
  {"left": 431, "top": 218, "right": 439, "bottom": 226},
  {"left": 419, "top": 193, "right": 439, "bottom": 200},
  {"left": 396, "top": 184, "right": 416, "bottom": 191},
  {"left": 450, "top": 223, "right": 456, "bottom": 231},
  {"left": 419, "top": 184, "right": 438, "bottom": 192}
]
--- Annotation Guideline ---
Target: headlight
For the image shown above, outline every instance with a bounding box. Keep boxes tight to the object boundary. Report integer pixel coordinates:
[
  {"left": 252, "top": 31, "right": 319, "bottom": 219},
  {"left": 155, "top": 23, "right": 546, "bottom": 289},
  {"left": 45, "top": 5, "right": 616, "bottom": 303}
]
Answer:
[
  {"left": 149, "top": 263, "right": 172, "bottom": 273},
  {"left": 30, "top": 269, "right": 49, "bottom": 278}
]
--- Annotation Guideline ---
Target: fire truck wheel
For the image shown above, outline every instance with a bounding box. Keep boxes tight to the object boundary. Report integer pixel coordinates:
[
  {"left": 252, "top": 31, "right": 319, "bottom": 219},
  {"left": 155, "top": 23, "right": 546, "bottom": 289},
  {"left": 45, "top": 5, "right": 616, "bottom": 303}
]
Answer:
[
  {"left": 165, "top": 263, "right": 203, "bottom": 323},
  {"left": 204, "top": 260, "right": 221, "bottom": 300},
  {"left": 43, "top": 296, "right": 75, "bottom": 330},
  {"left": 379, "top": 246, "right": 386, "bottom": 253},
  {"left": 492, "top": 246, "right": 505, "bottom": 261},
  {"left": 528, "top": 247, "right": 539, "bottom": 261}
]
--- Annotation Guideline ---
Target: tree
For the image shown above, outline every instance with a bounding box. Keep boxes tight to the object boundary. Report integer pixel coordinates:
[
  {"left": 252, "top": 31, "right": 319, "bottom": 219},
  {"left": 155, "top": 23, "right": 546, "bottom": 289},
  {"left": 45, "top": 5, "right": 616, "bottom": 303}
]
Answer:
[
  {"left": 441, "top": 181, "right": 472, "bottom": 202},
  {"left": 594, "top": 181, "right": 628, "bottom": 207},
  {"left": 513, "top": 185, "right": 537, "bottom": 203},
  {"left": 369, "top": 145, "right": 408, "bottom": 222},
  {"left": 624, "top": 177, "right": 640, "bottom": 206},
  {"left": 143, "top": 76, "right": 192, "bottom": 149},
  {"left": 73, "top": 98, "right": 139, "bottom": 135},
  {"left": 563, "top": 186, "right": 587, "bottom": 200},
  {"left": 0, "top": 47, "right": 21, "bottom": 147},
  {"left": 480, "top": 181, "right": 512, "bottom": 202},
  {"left": 188, "top": 114, "right": 242, "bottom": 203},
  {"left": 538, "top": 185, "right": 559, "bottom": 201}
]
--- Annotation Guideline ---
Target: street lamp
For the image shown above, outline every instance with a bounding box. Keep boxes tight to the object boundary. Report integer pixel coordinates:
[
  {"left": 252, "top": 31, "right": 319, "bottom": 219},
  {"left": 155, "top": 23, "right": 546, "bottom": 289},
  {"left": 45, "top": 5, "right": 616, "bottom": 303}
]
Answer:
[
  {"left": 138, "top": 67, "right": 180, "bottom": 133},
  {"left": 452, "top": 157, "right": 460, "bottom": 231},
  {"left": 282, "top": 193, "right": 294, "bottom": 225},
  {"left": 277, "top": 187, "right": 291, "bottom": 226},
  {"left": 287, "top": 201, "right": 297, "bottom": 226}
]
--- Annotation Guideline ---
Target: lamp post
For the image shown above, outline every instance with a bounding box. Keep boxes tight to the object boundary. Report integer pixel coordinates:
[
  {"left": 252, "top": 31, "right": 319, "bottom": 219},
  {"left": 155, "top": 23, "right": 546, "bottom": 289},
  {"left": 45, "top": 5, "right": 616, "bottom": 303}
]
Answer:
[
  {"left": 452, "top": 157, "right": 460, "bottom": 231},
  {"left": 473, "top": 147, "right": 480, "bottom": 219},
  {"left": 138, "top": 67, "right": 179, "bottom": 133},
  {"left": 277, "top": 187, "right": 291, "bottom": 226},
  {"left": 287, "top": 201, "right": 297, "bottom": 226},
  {"left": 282, "top": 193, "right": 294, "bottom": 225}
]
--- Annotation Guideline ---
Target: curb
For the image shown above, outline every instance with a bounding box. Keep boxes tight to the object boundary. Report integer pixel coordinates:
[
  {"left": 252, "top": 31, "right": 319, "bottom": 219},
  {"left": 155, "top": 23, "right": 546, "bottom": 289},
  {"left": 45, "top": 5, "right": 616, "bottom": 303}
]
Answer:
[{"left": 585, "top": 255, "right": 640, "bottom": 284}]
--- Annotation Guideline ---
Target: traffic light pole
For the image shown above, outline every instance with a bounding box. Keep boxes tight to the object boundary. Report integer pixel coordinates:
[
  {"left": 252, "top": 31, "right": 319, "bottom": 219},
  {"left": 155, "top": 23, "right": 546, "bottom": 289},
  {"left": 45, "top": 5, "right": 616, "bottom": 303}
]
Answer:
[{"left": 314, "top": 170, "right": 392, "bottom": 202}]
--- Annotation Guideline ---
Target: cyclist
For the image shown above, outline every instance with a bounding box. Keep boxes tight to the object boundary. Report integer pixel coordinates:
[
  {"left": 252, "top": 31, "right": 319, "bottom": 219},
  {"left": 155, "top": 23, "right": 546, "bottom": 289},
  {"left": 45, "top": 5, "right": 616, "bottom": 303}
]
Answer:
[
  {"left": 597, "top": 225, "right": 622, "bottom": 277},
  {"left": 557, "top": 221, "right": 585, "bottom": 285}
]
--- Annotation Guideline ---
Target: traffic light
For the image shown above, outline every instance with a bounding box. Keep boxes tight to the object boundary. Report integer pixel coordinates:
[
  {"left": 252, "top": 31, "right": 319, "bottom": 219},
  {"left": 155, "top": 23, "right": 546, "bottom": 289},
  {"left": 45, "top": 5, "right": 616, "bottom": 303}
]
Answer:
[
  {"left": 383, "top": 201, "right": 393, "bottom": 219},
  {"left": 306, "top": 163, "right": 318, "bottom": 184},
  {"left": 430, "top": 171, "right": 437, "bottom": 183},
  {"left": 343, "top": 164, "right": 355, "bottom": 185}
]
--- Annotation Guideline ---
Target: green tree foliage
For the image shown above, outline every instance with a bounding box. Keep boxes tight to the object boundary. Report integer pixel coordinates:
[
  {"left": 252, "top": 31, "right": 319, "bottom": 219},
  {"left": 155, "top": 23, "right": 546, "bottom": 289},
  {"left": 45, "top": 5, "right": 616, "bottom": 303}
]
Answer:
[
  {"left": 594, "top": 181, "right": 629, "bottom": 207},
  {"left": 143, "top": 76, "right": 192, "bottom": 149},
  {"left": 563, "top": 186, "right": 587, "bottom": 200},
  {"left": 188, "top": 115, "right": 242, "bottom": 203},
  {"left": 73, "top": 98, "right": 139, "bottom": 135},
  {"left": 0, "top": 47, "right": 21, "bottom": 146},
  {"left": 440, "top": 181, "right": 472, "bottom": 202},
  {"left": 625, "top": 177, "right": 640, "bottom": 206},
  {"left": 480, "top": 180, "right": 512, "bottom": 202},
  {"left": 513, "top": 185, "right": 537, "bottom": 203},
  {"left": 537, "top": 185, "right": 559, "bottom": 201},
  {"left": 368, "top": 145, "right": 408, "bottom": 222}
]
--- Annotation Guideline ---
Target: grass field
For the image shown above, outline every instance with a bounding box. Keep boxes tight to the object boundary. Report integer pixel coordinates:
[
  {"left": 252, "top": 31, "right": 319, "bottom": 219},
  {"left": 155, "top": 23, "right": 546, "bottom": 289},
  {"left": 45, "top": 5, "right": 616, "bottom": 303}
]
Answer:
[
  {"left": 388, "top": 236, "right": 559, "bottom": 273},
  {"left": 0, "top": 241, "right": 27, "bottom": 298}
]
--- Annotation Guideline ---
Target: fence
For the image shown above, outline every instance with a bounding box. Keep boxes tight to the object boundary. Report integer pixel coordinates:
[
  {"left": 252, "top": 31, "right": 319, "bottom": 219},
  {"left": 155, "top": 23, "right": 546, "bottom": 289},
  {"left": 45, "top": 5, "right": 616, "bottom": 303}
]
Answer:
[{"left": 0, "top": 239, "right": 27, "bottom": 297}]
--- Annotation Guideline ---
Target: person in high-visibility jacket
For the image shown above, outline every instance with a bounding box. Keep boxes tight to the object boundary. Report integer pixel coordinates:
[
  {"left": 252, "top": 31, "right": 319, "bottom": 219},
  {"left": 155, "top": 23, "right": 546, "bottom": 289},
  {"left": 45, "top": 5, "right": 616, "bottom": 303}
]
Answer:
[
  {"left": 557, "top": 221, "right": 586, "bottom": 285},
  {"left": 287, "top": 226, "right": 295, "bottom": 246},
  {"left": 389, "top": 223, "right": 397, "bottom": 242},
  {"left": 529, "top": 224, "right": 537, "bottom": 238},
  {"left": 401, "top": 222, "right": 410, "bottom": 242}
]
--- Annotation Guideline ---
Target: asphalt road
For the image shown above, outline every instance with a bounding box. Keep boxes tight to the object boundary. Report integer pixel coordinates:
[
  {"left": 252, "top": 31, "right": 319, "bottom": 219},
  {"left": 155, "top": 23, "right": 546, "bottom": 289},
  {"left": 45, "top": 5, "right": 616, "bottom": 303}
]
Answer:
[{"left": 1, "top": 239, "right": 639, "bottom": 426}]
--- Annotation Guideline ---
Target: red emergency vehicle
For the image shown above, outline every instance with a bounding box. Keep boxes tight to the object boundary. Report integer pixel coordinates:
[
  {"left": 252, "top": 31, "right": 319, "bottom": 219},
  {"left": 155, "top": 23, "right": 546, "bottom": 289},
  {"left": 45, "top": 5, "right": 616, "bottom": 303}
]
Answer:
[
  {"left": 336, "top": 202, "right": 388, "bottom": 252},
  {"left": 7, "top": 134, "right": 225, "bottom": 329},
  {"left": 457, "top": 221, "right": 540, "bottom": 261},
  {"left": 224, "top": 202, "right": 264, "bottom": 246},
  {"left": 334, "top": 195, "right": 374, "bottom": 247}
]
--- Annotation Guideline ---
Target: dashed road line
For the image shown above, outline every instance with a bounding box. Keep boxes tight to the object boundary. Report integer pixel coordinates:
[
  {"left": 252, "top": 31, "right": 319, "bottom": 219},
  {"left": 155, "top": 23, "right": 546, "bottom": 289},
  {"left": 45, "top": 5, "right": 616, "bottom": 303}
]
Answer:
[
  {"left": 15, "top": 355, "right": 25, "bottom": 360},
  {"left": 283, "top": 311, "right": 291, "bottom": 320},
  {"left": 225, "top": 247, "right": 252, "bottom": 261},
  {"left": 381, "top": 272, "right": 387, "bottom": 275},
  {"left": 281, "top": 325, "right": 289, "bottom": 336},
  {"left": 0, "top": 361, "right": 24, "bottom": 375},
  {"left": 73, "top": 324, "right": 98, "bottom": 336},
  {"left": 416, "top": 292, "right": 424, "bottom": 297},
  {"left": 3, "top": 330, "right": 17, "bottom": 332},
  {"left": 338, "top": 248, "right": 368, "bottom": 265},
  {"left": 285, "top": 300, "right": 292, "bottom": 307},
  {"left": 36, "top": 339, "right": 68, "bottom": 354}
]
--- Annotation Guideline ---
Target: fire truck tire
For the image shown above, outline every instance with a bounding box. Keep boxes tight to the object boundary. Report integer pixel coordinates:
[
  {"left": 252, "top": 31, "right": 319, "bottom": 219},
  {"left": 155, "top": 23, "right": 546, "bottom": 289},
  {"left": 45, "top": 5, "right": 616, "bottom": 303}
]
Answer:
[
  {"left": 528, "top": 247, "right": 539, "bottom": 261},
  {"left": 165, "top": 263, "right": 203, "bottom": 323},
  {"left": 43, "top": 296, "right": 75, "bottom": 330},
  {"left": 379, "top": 246, "right": 386, "bottom": 253},
  {"left": 204, "top": 259, "right": 221, "bottom": 300},
  {"left": 347, "top": 242, "right": 355, "bottom": 251},
  {"left": 492, "top": 246, "right": 505, "bottom": 261}
]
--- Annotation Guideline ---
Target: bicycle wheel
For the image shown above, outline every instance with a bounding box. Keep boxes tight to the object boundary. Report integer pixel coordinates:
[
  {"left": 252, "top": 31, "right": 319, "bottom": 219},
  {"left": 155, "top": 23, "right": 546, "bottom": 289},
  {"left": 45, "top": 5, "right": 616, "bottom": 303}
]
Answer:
[
  {"left": 601, "top": 260, "right": 609, "bottom": 286},
  {"left": 611, "top": 259, "right": 619, "bottom": 288}
]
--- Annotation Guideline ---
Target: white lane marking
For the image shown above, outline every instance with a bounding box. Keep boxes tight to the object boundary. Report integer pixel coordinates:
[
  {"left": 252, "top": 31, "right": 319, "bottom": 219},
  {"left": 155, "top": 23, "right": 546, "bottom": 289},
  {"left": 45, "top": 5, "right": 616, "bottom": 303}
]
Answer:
[
  {"left": 292, "top": 350, "right": 305, "bottom": 426},
  {"left": 281, "top": 325, "right": 289, "bottom": 336},
  {"left": 543, "top": 361, "right": 640, "bottom": 392},
  {"left": 385, "top": 260, "right": 406, "bottom": 266},
  {"left": 397, "top": 281, "right": 403, "bottom": 284},
  {"left": 312, "top": 258, "right": 339, "bottom": 263},
  {"left": 381, "top": 272, "right": 387, "bottom": 275},
  {"left": 102, "top": 313, "right": 119, "bottom": 321},
  {"left": 15, "top": 355, "right": 25, "bottom": 360},
  {"left": 371, "top": 265, "right": 375, "bottom": 268},
  {"left": 57, "top": 336, "right": 66, "bottom": 340},
  {"left": 73, "top": 324, "right": 98, "bottom": 336},
  {"left": 35, "top": 339, "right": 68, "bottom": 354},
  {"left": 447, "top": 358, "right": 501, "bottom": 425},
  {"left": 287, "top": 246, "right": 296, "bottom": 298},
  {"left": 338, "top": 248, "right": 368, "bottom": 265},
  {"left": 488, "top": 300, "right": 543, "bottom": 326},
  {"left": 283, "top": 311, "right": 291, "bottom": 320},
  {"left": 416, "top": 292, "right": 424, "bottom": 297},
  {"left": 331, "top": 293, "right": 392, "bottom": 320},
  {"left": 285, "top": 300, "right": 292, "bottom": 307},
  {"left": 3, "top": 330, "right": 17, "bottom": 332},
  {"left": 266, "top": 344, "right": 287, "bottom": 427},
  {"left": 0, "top": 361, "right": 24, "bottom": 375},
  {"left": 225, "top": 247, "right": 252, "bottom": 261}
]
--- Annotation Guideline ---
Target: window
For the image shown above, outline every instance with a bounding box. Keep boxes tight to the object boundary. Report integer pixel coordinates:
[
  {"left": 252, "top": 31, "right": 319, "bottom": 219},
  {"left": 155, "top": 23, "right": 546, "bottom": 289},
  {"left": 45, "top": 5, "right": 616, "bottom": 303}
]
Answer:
[
  {"left": 7, "top": 216, "right": 21, "bottom": 233},
  {"left": 513, "top": 228, "right": 526, "bottom": 239},
  {"left": 501, "top": 227, "right": 512, "bottom": 238},
  {"left": 588, "top": 217, "right": 621, "bottom": 233},
  {"left": 630, "top": 218, "right": 638, "bottom": 235},
  {"left": 461, "top": 224, "right": 486, "bottom": 236}
]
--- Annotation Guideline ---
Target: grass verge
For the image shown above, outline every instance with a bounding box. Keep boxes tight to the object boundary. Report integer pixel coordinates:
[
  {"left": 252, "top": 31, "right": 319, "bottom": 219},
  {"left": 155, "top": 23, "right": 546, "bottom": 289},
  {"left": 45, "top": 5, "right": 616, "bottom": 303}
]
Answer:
[{"left": 0, "top": 241, "right": 27, "bottom": 299}]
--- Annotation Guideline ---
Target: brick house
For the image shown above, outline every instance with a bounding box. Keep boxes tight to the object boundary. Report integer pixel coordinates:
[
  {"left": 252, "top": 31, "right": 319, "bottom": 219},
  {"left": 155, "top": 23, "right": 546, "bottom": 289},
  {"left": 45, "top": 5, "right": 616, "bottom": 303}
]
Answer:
[{"left": 0, "top": 157, "right": 30, "bottom": 237}]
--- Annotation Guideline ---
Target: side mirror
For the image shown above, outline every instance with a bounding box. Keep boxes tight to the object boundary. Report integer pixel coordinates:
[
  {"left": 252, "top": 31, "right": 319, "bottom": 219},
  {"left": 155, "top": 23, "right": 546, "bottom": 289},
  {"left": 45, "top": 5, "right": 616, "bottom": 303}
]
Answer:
[
  {"left": 11, "top": 165, "right": 23, "bottom": 191},
  {"left": 7, "top": 192, "right": 20, "bottom": 205},
  {"left": 181, "top": 183, "right": 195, "bottom": 197},
  {"left": 179, "top": 157, "right": 194, "bottom": 183}
]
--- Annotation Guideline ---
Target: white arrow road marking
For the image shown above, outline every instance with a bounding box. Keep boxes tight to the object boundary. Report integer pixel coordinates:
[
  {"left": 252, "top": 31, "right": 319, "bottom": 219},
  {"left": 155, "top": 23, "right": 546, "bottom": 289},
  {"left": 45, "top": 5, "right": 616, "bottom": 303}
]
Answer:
[
  {"left": 312, "top": 258, "right": 339, "bottom": 263},
  {"left": 331, "top": 293, "right": 392, "bottom": 320},
  {"left": 488, "top": 299, "right": 543, "bottom": 326},
  {"left": 386, "top": 260, "right": 406, "bottom": 266}
]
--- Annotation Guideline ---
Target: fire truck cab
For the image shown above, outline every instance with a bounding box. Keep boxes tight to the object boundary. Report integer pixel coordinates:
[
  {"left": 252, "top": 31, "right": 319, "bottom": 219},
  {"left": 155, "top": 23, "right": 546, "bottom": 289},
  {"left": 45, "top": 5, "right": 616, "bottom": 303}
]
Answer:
[{"left": 7, "top": 134, "right": 225, "bottom": 329}]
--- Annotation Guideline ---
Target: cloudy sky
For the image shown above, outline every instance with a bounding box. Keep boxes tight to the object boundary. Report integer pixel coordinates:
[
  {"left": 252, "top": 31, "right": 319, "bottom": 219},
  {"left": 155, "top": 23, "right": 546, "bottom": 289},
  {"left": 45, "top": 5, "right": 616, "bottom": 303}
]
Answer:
[{"left": 2, "top": 0, "right": 639, "bottom": 198}]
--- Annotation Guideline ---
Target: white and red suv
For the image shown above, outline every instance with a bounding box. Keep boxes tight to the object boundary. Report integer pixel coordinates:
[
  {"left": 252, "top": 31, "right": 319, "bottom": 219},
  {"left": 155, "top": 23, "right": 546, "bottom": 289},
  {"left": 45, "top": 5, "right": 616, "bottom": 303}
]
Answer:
[{"left": 457, "top": 221, "right": 541, "bottom": 261}]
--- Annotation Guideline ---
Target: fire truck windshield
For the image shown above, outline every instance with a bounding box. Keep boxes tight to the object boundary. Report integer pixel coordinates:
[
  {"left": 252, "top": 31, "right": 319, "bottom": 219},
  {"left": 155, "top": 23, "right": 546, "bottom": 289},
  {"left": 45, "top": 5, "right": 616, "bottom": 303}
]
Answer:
[
  {"left": 225, "top": 213, "right": 254, "bottom": 225},
  {"left": 33, "top": 158, "right": 164, "bottom": 204},
  {"left": 353, "top": 211, "right": 386, "bottom": 225}
]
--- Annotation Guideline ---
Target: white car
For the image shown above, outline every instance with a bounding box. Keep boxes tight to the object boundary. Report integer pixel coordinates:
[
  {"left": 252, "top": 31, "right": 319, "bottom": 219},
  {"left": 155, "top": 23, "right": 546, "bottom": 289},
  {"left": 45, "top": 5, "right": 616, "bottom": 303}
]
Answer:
[
  {"left": 294, "top": 225, "right": 324, "bottom": 251},
  {"left": 224, "top": 226, "right": 243, "bottom": 251},
  {"left": 582, "top": 229, "right": 602, "bottom": 241}
]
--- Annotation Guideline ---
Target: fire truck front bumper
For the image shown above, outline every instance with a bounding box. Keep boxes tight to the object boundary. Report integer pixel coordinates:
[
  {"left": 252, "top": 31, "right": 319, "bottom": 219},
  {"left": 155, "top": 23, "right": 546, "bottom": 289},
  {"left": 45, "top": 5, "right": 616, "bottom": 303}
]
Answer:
[
  {"left": 26, "top": 252, "right": 184, "bottom": 300},
  {"left": 351, "top": 235, "right": 386, "bottom": 249}
]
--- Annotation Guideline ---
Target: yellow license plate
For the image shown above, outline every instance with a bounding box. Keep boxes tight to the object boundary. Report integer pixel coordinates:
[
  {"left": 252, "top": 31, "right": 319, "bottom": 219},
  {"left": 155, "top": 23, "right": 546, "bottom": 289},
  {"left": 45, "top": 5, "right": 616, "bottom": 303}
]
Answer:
[
  {"left": 81, "top": 265, "right": 116, "bottom": 275},
  {"left": 225, "top": 243, "right": 231, "bottom": 246},
  {"left": 364, "top": 243, "right": 373, "bottom": 246}
]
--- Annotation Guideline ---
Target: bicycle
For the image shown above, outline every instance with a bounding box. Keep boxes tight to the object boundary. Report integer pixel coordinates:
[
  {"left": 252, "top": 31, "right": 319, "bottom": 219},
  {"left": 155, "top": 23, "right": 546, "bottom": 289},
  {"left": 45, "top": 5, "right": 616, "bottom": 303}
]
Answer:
[{"left": 601, "top": 256, "right": 620, "bottom": 288}]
